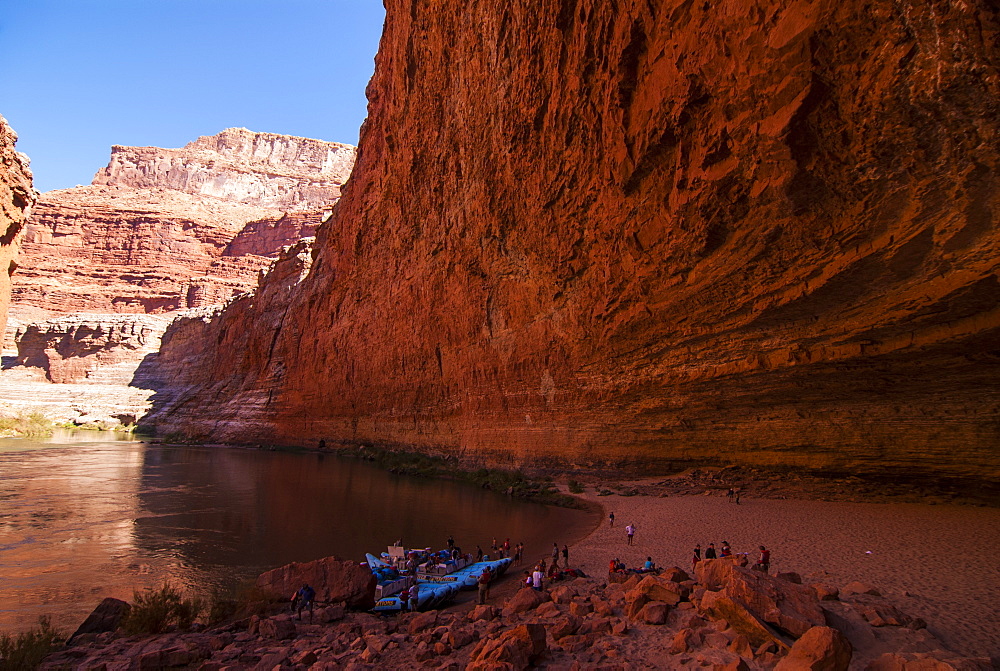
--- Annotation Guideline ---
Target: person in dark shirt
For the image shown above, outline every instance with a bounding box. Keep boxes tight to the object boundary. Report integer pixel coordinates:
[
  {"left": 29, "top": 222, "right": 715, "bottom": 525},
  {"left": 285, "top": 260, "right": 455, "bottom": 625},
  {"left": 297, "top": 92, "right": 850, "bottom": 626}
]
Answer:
[{"left": 705, "top": 543, "right": 717, "bottom": 559}]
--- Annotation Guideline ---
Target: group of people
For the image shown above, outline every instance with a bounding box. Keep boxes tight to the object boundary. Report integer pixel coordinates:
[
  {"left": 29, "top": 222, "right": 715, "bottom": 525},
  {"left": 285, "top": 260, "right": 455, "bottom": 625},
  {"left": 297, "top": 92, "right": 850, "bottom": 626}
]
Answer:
[
  {"left": 692, "top": 542, "right": 770, "bottom": 573},
  {"left": 608, "top": 555, "right": 659, "bottom": 575}
]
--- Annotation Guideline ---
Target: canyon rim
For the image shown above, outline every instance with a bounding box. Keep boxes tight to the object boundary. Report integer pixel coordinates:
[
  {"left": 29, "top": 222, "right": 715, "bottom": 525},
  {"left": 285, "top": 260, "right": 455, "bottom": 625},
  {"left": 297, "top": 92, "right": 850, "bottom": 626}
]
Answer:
[{"left": 139, "top": 0, "right": 1000, "bottom": 486}]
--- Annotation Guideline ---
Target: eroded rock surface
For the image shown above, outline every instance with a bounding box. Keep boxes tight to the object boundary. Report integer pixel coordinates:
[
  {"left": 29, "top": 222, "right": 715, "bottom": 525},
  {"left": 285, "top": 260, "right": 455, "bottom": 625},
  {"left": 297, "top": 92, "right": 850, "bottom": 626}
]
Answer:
[
  {"left": 92, "top": 127, "right": 355, "bottom": 211},
  {"left": 0, "top": 114, "right": 36, "bottom": 335},
  {"left": 151, "top": 2, "right": 999, "bottom": 482},
  {"left": 12, "top": 129, "right": 352, "bottom": 316}
]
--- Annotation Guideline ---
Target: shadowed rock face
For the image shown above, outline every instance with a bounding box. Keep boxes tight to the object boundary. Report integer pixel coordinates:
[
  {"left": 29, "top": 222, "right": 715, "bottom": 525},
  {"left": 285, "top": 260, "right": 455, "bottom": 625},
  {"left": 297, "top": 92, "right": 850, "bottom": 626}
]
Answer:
[
  {"left": 0, "top": 115, "right": 37, "bottom": 335},
  {"left": 148, "top": 1, "right": 1000, "bottom": 483}
]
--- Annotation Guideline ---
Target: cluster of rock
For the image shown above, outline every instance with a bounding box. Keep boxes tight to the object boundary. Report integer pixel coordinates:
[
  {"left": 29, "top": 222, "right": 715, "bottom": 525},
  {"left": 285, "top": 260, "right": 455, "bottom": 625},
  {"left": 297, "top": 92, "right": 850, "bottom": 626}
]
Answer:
[{"left": 39, "top": 556, "right": 991, "bottom": 670}]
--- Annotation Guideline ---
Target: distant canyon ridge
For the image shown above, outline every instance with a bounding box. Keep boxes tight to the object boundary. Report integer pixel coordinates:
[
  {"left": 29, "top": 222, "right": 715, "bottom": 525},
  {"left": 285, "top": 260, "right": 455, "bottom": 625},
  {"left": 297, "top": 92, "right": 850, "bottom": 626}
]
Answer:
[
  {"left": 4, "top": 0, "right": 1000, "bottom": 486},
  {"left": 0, "top": 128, "right": 354, "bottom": 426},
  {"left": 13, "top": 128, "right": 355, "bottom": 319}
]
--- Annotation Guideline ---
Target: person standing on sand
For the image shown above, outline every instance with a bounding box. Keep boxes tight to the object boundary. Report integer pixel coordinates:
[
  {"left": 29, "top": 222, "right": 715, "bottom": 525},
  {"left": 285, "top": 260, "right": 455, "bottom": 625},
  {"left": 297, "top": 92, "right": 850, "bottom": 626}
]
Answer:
[
  {"left": 552, "top": 542, "right": 560, "bottom": 568},
  {"left": 735, "top": 490, "right": 742, "bottom": 505},
  {"left": 705, "top": 542, "right": 717, "bottom": 559},
  {"left": 478, "top": 568, "right": 492, "bottom": 604},
  {"left": 727, "top": 487, "right": 735, "bottom": 503},
  {"left": 626, "top": 523, "right": 636, "bottom": 545},
  {"left": 562, "top": 544, "right": 569, "bottom": 568},
  {"left": 609, "top": 512, "right": 615, "bottom": 527},
  {"left": 692, "top": 544, "right": 701, "bottom": 572}
]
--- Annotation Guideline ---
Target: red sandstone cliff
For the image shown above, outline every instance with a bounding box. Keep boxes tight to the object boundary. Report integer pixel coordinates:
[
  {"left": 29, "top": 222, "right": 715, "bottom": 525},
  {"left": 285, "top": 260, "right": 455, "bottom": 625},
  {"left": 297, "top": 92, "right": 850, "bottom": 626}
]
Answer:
[
  {"left": 0, "top": 115, "right": 37, "bottom": 334},
  {"left": 13, "top": 130, "right": 351, "bottom": 315},
  {"left": 148, "top": 1, "right": 1000, "bottom": 483}
]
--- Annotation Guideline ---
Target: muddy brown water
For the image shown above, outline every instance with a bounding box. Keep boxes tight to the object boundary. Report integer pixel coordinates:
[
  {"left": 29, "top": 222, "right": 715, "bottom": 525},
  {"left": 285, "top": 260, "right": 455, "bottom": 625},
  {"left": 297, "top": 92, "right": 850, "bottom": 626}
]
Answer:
[{"left": 0, "top": 431, "right": 598, "bottom": 634}]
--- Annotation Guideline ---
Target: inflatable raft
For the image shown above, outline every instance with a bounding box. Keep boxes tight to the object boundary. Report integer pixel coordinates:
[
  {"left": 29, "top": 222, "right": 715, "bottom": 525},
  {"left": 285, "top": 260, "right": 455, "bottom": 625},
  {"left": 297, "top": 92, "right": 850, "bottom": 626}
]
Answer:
[{"left": 367, "top": 546, "right": 513, "bottom": 612}]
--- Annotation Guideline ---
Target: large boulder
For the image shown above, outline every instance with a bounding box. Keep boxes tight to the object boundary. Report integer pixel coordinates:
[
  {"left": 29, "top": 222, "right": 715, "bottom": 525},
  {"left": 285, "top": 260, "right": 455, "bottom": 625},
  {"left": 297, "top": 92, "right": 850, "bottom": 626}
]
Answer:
[
  {"left": 699, "top": 590, "right": 792, "bottom": 651},
  {"left": 467, "top": 623, "right": 546, "bottom": 671},
  {"left": 502, "top": 587, "right": 549, "bottom": 616},
  {"left": 68, "top": 597, "right": 131, "bottom": 643},
  {"left": 255, "top": 556, "right": 376, "bottom": 609},
  {"left": 775, "top": 626, "right": 852, "bottom": 671},
  {"left": 696, "top": 558, "right": 825, "bottom": 638},
  {"left": 634, "top": 574, "right": 690, "bottom": 605}
]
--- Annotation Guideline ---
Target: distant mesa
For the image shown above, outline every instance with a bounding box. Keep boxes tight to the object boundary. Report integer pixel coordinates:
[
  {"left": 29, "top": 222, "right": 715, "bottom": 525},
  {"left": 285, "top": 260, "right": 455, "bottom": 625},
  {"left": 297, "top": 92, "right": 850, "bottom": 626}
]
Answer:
[
  {"left": 92, "top": 127, "right": 356, "bottom": 211},
  {"left": 10, "top": 128, "right": 356, "bottom": 318}
]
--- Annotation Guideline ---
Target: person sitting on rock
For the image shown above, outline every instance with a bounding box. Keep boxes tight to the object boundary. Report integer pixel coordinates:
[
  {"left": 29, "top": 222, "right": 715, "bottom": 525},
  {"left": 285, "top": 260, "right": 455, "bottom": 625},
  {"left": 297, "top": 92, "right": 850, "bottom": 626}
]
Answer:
[
  {"left": 720, "top": 541, "right": 732, "bottom": 558},
  {"left": 531, "top": 566, "right": 544, "bottom": 591},
  {"left": 756, "top": 545, "right": 770, "bottom": 573},
  {"left": 643, "top": 556, "right": 656, "bottom": 571}
]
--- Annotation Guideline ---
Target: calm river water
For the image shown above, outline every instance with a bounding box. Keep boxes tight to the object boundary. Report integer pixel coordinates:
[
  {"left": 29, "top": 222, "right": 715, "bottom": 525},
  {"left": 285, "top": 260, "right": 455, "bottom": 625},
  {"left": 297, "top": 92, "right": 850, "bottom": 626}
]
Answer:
[{"left": 0, "top": 432, "right": 597, "bottom": 634}]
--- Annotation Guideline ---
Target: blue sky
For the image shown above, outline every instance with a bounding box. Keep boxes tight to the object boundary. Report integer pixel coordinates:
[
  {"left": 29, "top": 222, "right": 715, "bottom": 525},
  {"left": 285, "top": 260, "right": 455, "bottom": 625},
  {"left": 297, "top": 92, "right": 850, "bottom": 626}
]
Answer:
[{"left": 0, "top": 1, "right": 386, "bottom": 193}]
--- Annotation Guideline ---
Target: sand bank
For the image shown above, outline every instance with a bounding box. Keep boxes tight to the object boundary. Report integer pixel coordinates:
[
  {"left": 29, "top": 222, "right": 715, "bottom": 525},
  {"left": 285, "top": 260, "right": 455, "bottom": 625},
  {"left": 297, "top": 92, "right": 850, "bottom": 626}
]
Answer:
[{"left": 565, "top": 489, "right": 1000, "bottom": 658}]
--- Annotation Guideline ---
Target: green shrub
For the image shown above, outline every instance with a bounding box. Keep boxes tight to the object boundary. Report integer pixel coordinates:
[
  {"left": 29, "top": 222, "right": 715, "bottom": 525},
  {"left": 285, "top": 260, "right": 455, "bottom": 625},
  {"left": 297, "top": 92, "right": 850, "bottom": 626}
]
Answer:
[
  {"left": 206, "top": 583, "right": 270, "bottom": 624},
  {"left": 567, "top": 479, "right": 584, "bottom": 494},
  {"left": 123, "top": 584, "right": 203, "bottom": 635},
  {"left": 0, "top": 616, "right": 63, "bottom": 670},
  {"left": 0, "top": 412, "right": 54, "bottom": 438}
]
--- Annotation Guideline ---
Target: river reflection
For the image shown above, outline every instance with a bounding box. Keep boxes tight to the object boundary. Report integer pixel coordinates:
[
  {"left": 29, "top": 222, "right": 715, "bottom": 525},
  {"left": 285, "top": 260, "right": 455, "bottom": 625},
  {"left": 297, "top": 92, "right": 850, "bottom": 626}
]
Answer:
[{"left": 0, "top": 433, "right": 596, "bottom": 633}]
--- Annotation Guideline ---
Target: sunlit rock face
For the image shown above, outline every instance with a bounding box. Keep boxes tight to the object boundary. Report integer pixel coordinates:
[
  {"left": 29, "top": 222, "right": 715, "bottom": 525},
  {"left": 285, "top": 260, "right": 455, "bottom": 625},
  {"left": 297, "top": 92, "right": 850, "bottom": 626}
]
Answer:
[
  {"left": 92, "top": 128, "right": 356, "bottom": 211},
  {"left": 149, "top": 1, "right": 1000, "bottom": 483},
  {"left": 0, "top": 115, "right": 37, "bottom": 335},
  {"left": 12, "top": 130, "right": 352, "bottom": 316}
]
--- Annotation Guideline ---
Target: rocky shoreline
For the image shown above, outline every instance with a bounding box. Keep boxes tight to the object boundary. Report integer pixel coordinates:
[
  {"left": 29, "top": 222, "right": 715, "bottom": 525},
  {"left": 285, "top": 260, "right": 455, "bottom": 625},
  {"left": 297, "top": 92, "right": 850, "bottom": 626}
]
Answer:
[{"left": 38, "top": 553, "right": 992, "bottom": 670}]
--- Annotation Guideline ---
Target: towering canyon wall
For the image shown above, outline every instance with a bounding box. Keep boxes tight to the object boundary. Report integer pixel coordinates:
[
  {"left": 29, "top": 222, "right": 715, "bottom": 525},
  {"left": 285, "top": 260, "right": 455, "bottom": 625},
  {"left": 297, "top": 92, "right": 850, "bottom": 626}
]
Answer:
[
  {"left": 12, "top": 129, "right": 352, "bottom": 316},
  {"left": 149, "top": 0, "right": 1000, "bottom": 483},
  {"left": 0, "top": 115, "right": 37, "bottom": 335}
]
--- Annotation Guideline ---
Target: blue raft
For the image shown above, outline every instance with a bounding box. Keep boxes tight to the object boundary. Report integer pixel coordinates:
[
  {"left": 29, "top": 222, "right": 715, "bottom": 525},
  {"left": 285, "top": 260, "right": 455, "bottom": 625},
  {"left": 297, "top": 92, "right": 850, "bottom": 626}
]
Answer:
[{"left": 367, "top": 547, "right": 513, "bottom": 613}]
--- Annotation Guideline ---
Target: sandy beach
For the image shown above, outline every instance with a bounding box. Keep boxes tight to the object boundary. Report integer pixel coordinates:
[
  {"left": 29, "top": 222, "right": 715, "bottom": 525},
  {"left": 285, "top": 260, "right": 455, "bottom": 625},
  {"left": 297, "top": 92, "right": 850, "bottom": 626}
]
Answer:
[{"left": 563, "top": 488, "right": 1000, "bottom": 659}]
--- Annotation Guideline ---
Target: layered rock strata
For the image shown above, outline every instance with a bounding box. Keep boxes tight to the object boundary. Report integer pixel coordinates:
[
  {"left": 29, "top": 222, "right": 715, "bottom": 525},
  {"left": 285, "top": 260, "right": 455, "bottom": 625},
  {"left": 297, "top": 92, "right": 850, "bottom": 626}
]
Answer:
[
  {"left": 93, "top": 128, "right": 355, "bottom": 211},
  {"left": 12, "top": 130, "right": 352, "bottom": 316},
  {"left": 0, "top": 115, "right": 36, "bottom": 335},
  {"left": 0, "top": 313, "right": 176, "bottom": 426},
  {"left": 148, "top": 1, "right": 1000, "bottom": 483}
]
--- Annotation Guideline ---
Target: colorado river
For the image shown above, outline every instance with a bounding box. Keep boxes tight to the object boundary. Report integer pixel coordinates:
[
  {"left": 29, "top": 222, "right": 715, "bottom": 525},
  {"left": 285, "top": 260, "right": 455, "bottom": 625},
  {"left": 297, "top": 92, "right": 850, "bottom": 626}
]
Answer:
[{"left": 0, "top": 431, "right": 597, "bottom": 634}]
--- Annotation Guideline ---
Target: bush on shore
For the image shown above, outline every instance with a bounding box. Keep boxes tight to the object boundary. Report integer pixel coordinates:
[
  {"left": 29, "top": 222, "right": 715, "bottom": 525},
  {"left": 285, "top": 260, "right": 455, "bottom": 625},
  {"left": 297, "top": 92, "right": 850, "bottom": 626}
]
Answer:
[
  {"left": 0, "top": 616, "right": 63, "bottom": 670},
  {"left": 123, "top": 584, "right": 203, "bottom": 635},
  {"left": 0, "top": 412, "right": 54, "bottom": 438}
]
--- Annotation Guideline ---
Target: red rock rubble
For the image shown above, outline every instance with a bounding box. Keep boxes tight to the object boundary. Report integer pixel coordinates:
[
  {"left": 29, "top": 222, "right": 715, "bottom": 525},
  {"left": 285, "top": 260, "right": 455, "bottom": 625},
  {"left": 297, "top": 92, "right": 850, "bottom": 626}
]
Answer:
[
  {"left": 40, "top": 557, "right": 992, "bottom": 670},
  {"left": 148, "top": 1, "right": 1000, "bottom": 484}
]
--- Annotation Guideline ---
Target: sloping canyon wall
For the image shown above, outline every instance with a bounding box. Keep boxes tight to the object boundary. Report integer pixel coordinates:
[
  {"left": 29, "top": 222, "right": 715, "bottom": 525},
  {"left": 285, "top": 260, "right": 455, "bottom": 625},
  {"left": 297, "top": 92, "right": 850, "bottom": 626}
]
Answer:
[
  {"left": 0, "top": 115, "right": 36, "bottom": 335},
  {"left": 149, "top": 0, "right": 1000, "bottom": 482}
]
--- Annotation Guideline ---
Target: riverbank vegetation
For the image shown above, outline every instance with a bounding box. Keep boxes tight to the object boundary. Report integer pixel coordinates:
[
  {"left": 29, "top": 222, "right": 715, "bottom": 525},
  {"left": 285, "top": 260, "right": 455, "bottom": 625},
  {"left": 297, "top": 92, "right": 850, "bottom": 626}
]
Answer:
[
  {"left": 123, "top": 584, "right": 203, "bottom": 635},
  {"left": 0, "top": 617, "right": 63, "bottom": 670},
  {"left": 0, "top": 412, "right": 54, "bottom": 438},
  {"left": 349, "top": 444, "right": 583, "bottom": 508}
]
